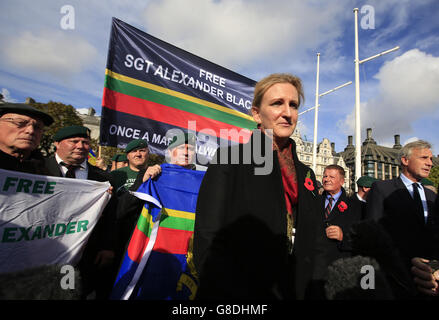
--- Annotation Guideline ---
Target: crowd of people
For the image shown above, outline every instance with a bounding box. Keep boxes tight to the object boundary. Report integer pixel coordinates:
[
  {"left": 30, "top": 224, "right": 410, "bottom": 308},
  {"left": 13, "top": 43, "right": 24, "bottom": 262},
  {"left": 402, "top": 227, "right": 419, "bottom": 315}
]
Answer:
[{"left": 0, "top": 72, "right": 438, "bottom": 300}]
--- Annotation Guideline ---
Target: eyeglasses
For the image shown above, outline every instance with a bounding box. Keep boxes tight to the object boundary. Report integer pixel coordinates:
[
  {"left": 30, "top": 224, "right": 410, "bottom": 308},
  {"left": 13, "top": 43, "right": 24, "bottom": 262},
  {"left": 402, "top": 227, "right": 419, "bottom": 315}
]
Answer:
[{"left": 0, "top": 117, "right": 45, "bottom": 131}]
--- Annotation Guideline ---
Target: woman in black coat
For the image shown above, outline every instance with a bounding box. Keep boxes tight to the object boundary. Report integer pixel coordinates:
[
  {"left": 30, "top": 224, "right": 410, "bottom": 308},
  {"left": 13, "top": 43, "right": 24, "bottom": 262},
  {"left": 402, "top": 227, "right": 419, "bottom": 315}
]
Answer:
[{"left": 193, "top": 73, "right": 324, "bottom": 300}]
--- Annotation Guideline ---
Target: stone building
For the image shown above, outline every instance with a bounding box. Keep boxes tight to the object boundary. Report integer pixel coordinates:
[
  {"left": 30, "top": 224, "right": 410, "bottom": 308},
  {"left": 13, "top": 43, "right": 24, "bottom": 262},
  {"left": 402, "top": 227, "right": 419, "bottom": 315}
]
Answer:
[
  {"left": 338, "top": 128, "right": 439, "bottom": 192},
  {"left": 291, "top": 128, "right": 351, "bottom": 190},
  {"left": 76, "top": 107, "right": 101, "bottom": 140}
]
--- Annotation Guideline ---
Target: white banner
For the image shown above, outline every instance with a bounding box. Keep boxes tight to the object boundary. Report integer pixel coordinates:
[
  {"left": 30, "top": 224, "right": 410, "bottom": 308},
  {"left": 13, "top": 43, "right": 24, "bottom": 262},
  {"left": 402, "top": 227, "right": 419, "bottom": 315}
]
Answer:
[{"left": 0, "top": 169, "right": 111, "bottom": 274}]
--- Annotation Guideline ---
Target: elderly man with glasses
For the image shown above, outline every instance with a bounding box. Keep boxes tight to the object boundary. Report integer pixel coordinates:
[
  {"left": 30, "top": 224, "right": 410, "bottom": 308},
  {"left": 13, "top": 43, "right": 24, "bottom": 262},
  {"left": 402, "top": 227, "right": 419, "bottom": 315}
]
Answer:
[{"left": 0, "top": 102, "right": 53, "bottom": 172}]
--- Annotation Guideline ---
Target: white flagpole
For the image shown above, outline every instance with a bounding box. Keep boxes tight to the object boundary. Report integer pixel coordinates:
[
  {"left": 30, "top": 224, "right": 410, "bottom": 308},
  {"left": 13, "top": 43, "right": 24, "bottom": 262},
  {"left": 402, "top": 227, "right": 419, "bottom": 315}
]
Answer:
[
  {"left": 354, "top": 8, "right": 362, "bottom": 192},
  {"left": 312, "top": 53, "right": 320, "bottom": 173},
  {"left": 353, "top": 8, "right": 399, "bottom": 191}
]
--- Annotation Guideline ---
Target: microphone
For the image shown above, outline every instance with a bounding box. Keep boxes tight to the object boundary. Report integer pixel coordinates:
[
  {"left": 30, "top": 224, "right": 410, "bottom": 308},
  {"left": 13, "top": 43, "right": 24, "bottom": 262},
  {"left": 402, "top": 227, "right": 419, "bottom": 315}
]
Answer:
[{"left": 0, "top": 264, "right": 82, "bottom": 300}]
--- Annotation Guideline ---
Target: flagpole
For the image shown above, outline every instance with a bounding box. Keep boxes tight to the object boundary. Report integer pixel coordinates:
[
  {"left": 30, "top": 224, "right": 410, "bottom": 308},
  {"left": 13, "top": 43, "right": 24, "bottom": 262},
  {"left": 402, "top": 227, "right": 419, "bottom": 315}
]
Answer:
[
  {"left": 299, "top": 104, "right": 320, "bottom": 116},
  {"left": 312, "top": 53, "right": 320, "bottom": 173},
  {"left": 310, "top": 56, "right": 352, "bottom": 173},
  {"left": 99, "top": 145, "right": 102, "bottom": 158},
  {"left": 354, "top": 8, "right": 362, "bottom": 192},
  {"left": 353, "top": 8, "right": 399, "bottom": 191}
]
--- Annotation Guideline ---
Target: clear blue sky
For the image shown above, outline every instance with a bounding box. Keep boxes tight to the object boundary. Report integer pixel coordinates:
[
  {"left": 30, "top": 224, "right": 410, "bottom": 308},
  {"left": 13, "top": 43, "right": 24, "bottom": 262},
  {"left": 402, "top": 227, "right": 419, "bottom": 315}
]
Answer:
[{"left": 1, "top": 0, "right": 438, "bottom": 155}]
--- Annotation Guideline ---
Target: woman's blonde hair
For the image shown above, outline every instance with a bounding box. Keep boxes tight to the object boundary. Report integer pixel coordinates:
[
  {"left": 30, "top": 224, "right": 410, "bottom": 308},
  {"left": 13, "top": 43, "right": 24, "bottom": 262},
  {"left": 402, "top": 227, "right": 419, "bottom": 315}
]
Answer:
[{"left": 252, "top": 73, "right": 305, "bottom": 109}]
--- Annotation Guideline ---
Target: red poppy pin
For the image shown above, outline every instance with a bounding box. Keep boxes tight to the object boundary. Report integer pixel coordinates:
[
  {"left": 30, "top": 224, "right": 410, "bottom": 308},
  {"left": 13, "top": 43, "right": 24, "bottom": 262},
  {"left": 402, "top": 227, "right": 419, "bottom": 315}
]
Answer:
[
  {"left": 304, "top": 171, "right": 316, "bottom": 196},
  {"left": 338, "top": 201, "right": 348, "bottom": 212}
]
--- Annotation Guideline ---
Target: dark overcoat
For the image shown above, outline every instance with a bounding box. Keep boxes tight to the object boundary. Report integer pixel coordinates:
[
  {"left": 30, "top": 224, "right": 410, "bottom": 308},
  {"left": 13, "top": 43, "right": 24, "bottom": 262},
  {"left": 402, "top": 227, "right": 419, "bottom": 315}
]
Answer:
[
  {"left": 193, "top": 132, "right": 323, "bottom": 300},
  {"left": 312, "top": 188, "right": 361, "bottom": 281}
]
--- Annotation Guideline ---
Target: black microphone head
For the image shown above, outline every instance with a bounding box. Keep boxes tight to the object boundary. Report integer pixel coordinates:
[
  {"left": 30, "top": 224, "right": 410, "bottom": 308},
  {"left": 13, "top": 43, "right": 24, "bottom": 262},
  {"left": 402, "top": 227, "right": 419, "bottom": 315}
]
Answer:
[
  {"left": 325, "top": 255, "right": 394, "bottom": 300},
  {"left": 0, "top": 265, "right": 82, "bottom": 300}
]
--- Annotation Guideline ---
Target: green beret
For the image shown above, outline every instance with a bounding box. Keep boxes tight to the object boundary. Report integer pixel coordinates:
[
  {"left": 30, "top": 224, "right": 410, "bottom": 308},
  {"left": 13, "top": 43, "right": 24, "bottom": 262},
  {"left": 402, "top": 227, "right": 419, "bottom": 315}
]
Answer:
[
  {"left": 111, "top": 154, "right": 119, "bottom": 161},
  {"left": 0, "top": 102, "right": 54, "bottom": 126},
  {"left": 53, "top": 125, "right": 91, "bottom": 142},
  {"left": 357, "top": 175, "right": 377, "bottom": 188},
  {"left": 117, "top": 154, "right": 127, "bottom": 162},
  {"left": 421, "top": 178, "right": 435, "bottom": 186},
  {"left": 125, "top": 139, "right": 148, "bottom": 153},
  {"left": 168, "top": 132, "right": 196, "bottom": 150}
]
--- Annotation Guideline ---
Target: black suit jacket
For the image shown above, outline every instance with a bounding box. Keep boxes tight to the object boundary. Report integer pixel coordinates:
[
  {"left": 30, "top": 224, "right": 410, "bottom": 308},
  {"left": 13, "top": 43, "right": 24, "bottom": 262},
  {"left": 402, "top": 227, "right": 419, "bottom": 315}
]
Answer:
[
  {"left": 193, "top": 133, "right": 323, "bottom": 300},
  {"left": 43, "top": 156, "right": 118, "bottom": 256},
  {"left": 0, "top": 149, "right": 50, "bottom": 174},
  {"left": 366, "top": 177, "right": 439, "bottom": 269},
  {"left": 312, "top": 188, "right": 361, "bottom": 280},
  {"left": 348, "top": 193, "right": 367, "bottom": 220}
]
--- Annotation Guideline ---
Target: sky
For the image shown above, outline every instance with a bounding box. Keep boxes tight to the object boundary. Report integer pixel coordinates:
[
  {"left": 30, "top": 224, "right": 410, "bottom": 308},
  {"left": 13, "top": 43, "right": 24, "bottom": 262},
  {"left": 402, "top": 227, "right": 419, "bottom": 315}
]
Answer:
[{"left": 1, "top": 0, "right": 438, "bottom": 155}]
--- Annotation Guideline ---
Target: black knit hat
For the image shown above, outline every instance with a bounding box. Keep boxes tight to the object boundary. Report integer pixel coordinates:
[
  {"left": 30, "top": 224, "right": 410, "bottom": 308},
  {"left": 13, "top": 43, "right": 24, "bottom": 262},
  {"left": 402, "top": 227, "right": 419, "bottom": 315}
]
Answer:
[{"left": 0, "top": 103, "right": 54, "bottom": 126}]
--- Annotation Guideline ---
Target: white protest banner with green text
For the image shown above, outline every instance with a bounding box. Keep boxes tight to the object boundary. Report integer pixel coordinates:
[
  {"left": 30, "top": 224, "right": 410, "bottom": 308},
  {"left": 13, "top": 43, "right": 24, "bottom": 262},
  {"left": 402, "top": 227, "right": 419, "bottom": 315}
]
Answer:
[{"left": 0, "top": 169, "right": 111, "bottom": 273}]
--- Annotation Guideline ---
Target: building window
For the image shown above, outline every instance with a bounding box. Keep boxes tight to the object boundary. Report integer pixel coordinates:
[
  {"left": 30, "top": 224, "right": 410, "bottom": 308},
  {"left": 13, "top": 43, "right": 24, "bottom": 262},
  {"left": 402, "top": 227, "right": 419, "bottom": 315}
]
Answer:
[
  {"left": 392, "top": 166, "right": 398, "bottom": 177},
  {"left": 377, "top": 162, "right": 383, "bottom": 179},
  {"left": 365, "top": 161, "right": 374, "bottom": 177}
]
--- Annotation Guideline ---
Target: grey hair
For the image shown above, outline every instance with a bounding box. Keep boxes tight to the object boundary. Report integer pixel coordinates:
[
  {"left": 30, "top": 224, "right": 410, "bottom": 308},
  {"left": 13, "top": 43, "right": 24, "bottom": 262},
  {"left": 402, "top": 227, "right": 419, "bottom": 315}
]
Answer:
[{"left": 400, "top": 140, "right": 431, "bottom": 160}]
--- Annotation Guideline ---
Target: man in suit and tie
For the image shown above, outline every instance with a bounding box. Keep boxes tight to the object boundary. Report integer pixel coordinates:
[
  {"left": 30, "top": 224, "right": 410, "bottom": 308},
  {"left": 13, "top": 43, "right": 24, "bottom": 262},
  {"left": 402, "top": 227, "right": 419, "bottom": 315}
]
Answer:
[
  {"left": 366, "top": 140, "right": 439, "bottom": 297},
  {"left": 320, "top": 165, "right": 360, "bottom": 262},
  {"left": 309, "top": 165, "right": 361, "bottom": 298},
  {"left": 44, "top": 125, "right": 118, "bottom": 299}
]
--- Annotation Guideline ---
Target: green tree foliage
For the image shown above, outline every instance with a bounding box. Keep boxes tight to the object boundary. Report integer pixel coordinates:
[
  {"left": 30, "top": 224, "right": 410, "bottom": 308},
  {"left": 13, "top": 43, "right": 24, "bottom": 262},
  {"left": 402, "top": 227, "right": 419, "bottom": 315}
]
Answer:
[
  {"left": 148, "top": 153, "right": 165, "bottom": 166},
  {"left": 88, "top": 140, "right": 124, "bottom": 170},
  {"left": 30, "top": 100, "right": 166, "bottom": 168},
  {"left": 31, "top": 101, "right": 83, "bottom": 156},
  {"left": 428, "top": 166, "right": 439, "bottom": 190}
]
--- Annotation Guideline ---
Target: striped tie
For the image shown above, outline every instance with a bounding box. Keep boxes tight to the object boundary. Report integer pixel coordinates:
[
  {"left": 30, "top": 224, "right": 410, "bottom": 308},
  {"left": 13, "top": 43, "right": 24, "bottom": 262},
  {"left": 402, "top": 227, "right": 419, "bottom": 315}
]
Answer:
[{"left": 325, "top": 196, "right": 334, "bottom": 219}]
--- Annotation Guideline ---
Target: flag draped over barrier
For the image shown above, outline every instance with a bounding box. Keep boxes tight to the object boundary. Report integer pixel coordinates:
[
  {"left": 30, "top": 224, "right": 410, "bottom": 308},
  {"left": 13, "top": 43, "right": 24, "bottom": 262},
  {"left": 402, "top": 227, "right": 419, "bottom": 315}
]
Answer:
[
  {"left": 101, "top": 17, "right": 256, "bottom": 164},
  {"left": 111, "top": 164, "right": 205, "bottom": 300},
  {"left": 0, "top": 169, "right": 111, "bottom": 274}
]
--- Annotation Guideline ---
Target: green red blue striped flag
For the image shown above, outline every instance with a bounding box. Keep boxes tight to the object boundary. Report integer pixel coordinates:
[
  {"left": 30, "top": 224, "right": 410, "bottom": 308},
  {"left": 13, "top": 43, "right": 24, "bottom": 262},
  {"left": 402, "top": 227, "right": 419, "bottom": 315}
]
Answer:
[
  {"left": 101, "top": 18, "right": 256, "bottom": 164},
  {"left": 111, "top": 164, "right": 205, "bottom": 300},
  {"left": 87, "top": 148, "right": 97, "bottom": 166}
]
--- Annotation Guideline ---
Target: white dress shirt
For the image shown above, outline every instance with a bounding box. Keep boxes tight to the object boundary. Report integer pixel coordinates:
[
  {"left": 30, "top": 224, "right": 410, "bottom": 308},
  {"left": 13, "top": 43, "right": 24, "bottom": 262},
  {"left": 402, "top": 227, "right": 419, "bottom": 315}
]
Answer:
[{"left": 55, "top": 153, "right": 89, "bottom": 180}]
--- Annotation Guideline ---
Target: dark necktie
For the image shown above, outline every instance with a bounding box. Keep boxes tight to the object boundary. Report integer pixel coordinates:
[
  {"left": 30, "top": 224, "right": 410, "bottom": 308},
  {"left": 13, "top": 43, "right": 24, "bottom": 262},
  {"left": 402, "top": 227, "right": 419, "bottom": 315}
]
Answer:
[
  {"left": 412, "top": 183, "right": 425, "bottom": 222},
  {"left": 64, "top": 164, "right": 79, "bottom": 178},
  {"left": 325, "top": 196, "right": 334, "bottom": 219}
]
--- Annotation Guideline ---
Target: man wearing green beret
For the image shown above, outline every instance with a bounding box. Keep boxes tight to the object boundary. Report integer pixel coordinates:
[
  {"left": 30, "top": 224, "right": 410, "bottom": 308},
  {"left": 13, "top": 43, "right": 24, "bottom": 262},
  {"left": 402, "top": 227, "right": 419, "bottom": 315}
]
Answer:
[
  {"left": 110, "top": 154, "right": 128, "bottom": 171},
  {"left": 111, "top": 139, "right": 149, "bottom": 195},
  {"left": 43, "top": 125, "right": 118, "bottom": 299},
  {"left": 115, "top": 154, "right": 128, "bottom": 170},
  {"left": 0, "top": 102, "right": 53, "bottom": 172},
  {"left": 348, "top": 175, "right": 378, "bottom": 219}
]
